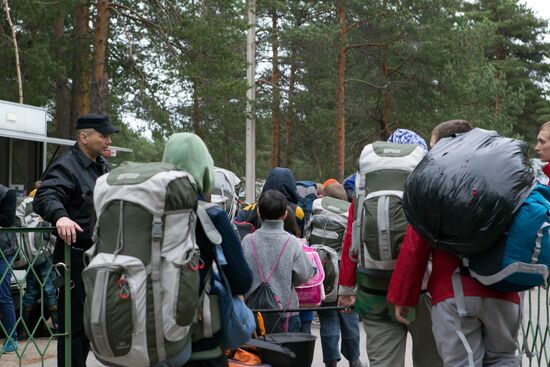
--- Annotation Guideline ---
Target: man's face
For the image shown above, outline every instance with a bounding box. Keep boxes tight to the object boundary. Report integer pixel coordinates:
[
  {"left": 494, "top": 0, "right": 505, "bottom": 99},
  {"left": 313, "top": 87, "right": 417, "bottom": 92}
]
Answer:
[
  {"left": 535, "top": 129, "right": 550, "bottom": 162},
  {"left": 80, "top": 129, "right": 112, "bottom": 159}
]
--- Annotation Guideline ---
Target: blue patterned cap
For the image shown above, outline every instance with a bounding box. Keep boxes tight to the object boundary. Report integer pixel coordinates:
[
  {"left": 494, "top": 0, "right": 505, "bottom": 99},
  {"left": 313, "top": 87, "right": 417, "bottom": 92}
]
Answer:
[{"left": 387, "top": 128, "right": 428, "bottom": 154}]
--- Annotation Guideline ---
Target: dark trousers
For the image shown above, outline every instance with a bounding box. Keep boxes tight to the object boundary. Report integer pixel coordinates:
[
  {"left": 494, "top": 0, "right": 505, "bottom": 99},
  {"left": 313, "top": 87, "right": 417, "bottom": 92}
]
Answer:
[{"left": 56, "top": 248, "right": 90, "bottom": 367}]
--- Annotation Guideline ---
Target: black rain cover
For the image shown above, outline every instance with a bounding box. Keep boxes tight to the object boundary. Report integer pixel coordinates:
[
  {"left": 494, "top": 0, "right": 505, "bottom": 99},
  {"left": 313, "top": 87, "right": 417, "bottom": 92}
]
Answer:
[{"left": 402, "top": 128, "right": 535, "bottom": 255}]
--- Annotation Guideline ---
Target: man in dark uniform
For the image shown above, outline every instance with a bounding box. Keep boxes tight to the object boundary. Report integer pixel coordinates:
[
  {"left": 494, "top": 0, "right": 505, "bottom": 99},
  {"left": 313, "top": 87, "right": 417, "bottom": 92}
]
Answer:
[{"left": 34, "top": 114, "right": 119, "bottom": 367}]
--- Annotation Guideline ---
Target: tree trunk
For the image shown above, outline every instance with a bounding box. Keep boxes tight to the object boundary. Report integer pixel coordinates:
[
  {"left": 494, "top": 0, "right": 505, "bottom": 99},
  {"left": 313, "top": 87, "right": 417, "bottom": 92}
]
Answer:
[
  {"left": 223, "top": 98, "right": 230, "bottom": 169},
  {"left": 3, "top": 0, "right": 23, "bottom": 103},
  {"left": 90, "top": 0, "right": 110, "bottom": 114},
  {"left": 285, "top": 58, "right": 297, "bottom": 168},
  {"left": 380, "top": 47, "right": 390, "bottom": 140},
  {"left": 335, "top": 0, "right": 347, "bottom": 181},
  {"left": 70, "top": 1, "right": 90, "bottom": 138},
  {"left": 493, "top": 1, "right": 502, "bottom": 116},
  {"left": 192, "top": 79, "right": 202, "bottom": 137},
  {"left": 270, "top": 10, "right": 281, "bottom": 168},
  {"left": 53, "top": 15, "right": 70, "bottom": 138}
]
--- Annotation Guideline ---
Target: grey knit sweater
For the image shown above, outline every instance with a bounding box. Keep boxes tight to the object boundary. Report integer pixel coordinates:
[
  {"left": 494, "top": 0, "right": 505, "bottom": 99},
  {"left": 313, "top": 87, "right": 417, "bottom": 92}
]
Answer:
[{"left": 242, "top": 220, "right": 314, "bottom": 315}]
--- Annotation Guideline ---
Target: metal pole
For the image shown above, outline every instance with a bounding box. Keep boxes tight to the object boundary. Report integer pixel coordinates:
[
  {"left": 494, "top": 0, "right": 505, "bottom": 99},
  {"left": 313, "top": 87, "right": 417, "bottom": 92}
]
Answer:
[
  {"left": 64, "top": 243, "right": 71, "bottom": 366},
  {"left": 245, "top": 0, "right": 256, "bottom": 204}
]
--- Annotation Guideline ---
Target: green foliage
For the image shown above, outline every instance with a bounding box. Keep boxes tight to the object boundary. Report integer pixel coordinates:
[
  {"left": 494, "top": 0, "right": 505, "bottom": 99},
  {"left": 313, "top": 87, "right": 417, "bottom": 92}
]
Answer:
[{"left": 1, "top": 0, "right": 549, "bottom": 182}]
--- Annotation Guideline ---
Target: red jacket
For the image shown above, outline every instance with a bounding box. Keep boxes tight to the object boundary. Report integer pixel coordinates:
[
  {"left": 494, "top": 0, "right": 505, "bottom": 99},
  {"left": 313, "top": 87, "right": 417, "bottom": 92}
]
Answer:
[
  {"left": 543, "top": 163, "right": 550, "bottom": 183},
  {"left": 339, "top": 200, "right": 358, "bottom": 288},
  {"left": 386, "top": 226, "right": 519, "bottom": 307}
]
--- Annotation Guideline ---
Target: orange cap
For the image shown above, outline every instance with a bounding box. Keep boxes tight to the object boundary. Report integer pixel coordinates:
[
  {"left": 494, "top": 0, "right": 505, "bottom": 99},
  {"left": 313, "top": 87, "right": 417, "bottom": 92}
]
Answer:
[{"left": 323, "top": 178, "right": 338, "bottom": 187}]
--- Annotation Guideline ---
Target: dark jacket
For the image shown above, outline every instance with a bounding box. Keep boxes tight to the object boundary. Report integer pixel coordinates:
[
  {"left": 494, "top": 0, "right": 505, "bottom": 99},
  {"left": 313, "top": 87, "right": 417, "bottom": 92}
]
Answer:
[
  {"left": 34, "top": 144, "right": 109, "bottom": 253},
  {"left": 0, "top": 185, "right": 17, "bottom": 255},
  {"left": 236, "top": 167, "right": 305, "bottom": 232},
  {"left": 193, "top": 202, "right": 253, "bottom": 352}
]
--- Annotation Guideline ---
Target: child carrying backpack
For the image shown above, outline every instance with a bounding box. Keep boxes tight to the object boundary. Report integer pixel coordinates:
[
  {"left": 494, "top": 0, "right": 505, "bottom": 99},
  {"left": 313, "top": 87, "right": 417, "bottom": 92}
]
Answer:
[
  {"left": 242, "top": 190, "right": 314, "bottom": 334},
  {"left": 15, "top": 185, "right": 58, "bottom": 340},
  {"left": 306, "top": 181, "right": 364, "bottom": 367}
]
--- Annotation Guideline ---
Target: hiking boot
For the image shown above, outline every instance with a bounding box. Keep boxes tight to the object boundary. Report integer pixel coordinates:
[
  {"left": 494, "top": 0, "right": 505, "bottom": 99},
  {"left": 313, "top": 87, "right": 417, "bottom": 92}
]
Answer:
[
  {"left": 349, "top": 359, "right": 365, "bottom": 367},
  {"left": 2, "top": 339, "right": 18, "bottom": 353}
]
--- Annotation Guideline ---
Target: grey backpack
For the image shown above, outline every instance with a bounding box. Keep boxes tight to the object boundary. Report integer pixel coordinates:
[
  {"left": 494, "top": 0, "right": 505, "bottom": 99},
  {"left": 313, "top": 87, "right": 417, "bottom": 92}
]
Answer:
[
  {"left": 15, "top": 197, "right": 54, "bottom": 266},
  {"left": 83, "top": 162, "right": 209, "bottom": 367},
  {"left": 351, "top": 142, "right": 425, "bottom": 273},
  {"left": 306, "top": 197, "right": 350, "bottom": 252},
  {"left": 305, "top": 197, "right": 350, "bottom": 303}
]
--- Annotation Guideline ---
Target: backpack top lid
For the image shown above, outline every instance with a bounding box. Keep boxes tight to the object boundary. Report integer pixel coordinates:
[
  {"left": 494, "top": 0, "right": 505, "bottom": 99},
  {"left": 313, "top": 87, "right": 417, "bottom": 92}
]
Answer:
[
  {"left": 357, "top": 141, "right": 426, "bottom": 176},
  {"left": 213, "top": 167, "right": 240, "bottom": 196},
  {"left": 311, "top": 197, "right": 350, "bottom": 226},
  {"left": 212, "top": 167, "right": 241, "bottom": 219},
  {"left": 403, "top": 128, "right": 535, "bottom": 256},
  {"left": 95, "top": 161, "right": 198, "bottom": 217}
]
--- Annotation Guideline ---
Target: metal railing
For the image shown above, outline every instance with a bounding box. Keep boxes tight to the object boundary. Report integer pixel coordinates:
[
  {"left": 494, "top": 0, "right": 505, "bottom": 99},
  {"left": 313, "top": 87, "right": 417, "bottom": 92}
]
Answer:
[
  {"left": 519, "top": 285, "right": 550, "bottom": 366},
  {"left": 0, "top": 227, "right": 70, "bottom": 367},
  {"left": 0, "top": 227, "right": 549, "bottom": 366}
]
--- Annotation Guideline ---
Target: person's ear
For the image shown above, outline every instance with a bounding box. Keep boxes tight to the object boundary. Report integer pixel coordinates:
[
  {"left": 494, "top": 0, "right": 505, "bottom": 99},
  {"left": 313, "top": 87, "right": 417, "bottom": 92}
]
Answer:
[{"left": 80, "top": 131, "right": 88, "bottom": 144}]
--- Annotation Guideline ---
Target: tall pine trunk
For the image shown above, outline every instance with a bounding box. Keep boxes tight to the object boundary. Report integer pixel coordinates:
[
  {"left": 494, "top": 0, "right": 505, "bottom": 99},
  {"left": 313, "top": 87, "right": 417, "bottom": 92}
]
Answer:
[
  {"left": 285, "top": 58, "right": 297, "bottom": 168},
  {"left": 90, "top": 0, "right": 110, "bottom": 114},
  {"left": 70, "top": 1, "right": 90, "bottom": 138},
  {"left": 335, "top": 0, "right": 347, "bottom": 181},
  {"left": 380, "top": 46, "right": 390, "bottom": 140},
  {"left": 270, "top": 10, "right": 281, "bottom": 168},
  {"left": 192, "top": 79, "right": 202, "bottom": 137}
]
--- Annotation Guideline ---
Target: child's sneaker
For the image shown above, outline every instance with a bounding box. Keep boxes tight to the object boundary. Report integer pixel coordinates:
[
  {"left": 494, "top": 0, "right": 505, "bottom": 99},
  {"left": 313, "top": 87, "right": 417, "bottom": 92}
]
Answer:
[{"left": 2, "top": 339, "right": 18, "bottom": 353}]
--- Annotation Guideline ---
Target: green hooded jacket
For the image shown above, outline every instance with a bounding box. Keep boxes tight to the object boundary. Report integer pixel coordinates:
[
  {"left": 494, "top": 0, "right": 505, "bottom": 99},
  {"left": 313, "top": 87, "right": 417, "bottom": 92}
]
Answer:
[{"left": 162, "top": 133, "right": 215, "bottom": 195}]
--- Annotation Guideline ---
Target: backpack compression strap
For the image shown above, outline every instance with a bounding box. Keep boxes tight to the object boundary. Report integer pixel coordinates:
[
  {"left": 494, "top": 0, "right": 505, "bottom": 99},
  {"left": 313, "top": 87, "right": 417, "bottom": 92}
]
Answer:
[
  {"left": 151, "top": 216, "right": 166, "bottom": 361},
  {"left": 196, "top": 201, "right": 223, "bottom": 338}
]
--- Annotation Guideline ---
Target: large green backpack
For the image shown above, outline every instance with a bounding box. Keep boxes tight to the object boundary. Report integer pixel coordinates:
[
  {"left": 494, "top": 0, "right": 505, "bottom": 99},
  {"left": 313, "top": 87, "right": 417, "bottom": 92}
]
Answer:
[
  {"left": 351, "top": 141, "right": 425, "bottom": 271},
  {"left": 306, "top": 197, "right": 350, "bottom": 304},
  {"left": 351, "top": 142, "right": 424, "bottom": 320},
  {"left": 83, "top": 162, "right": 205, "bottom": 367},
  {"left": 307, "top": 197, "right": 350, "bottom": 252}
]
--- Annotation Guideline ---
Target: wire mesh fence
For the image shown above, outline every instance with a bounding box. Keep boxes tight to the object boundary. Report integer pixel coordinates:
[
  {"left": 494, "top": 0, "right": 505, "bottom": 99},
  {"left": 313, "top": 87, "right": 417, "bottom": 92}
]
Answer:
[{"left": 0, "top": 227, "right": 549, "bottom": 366}]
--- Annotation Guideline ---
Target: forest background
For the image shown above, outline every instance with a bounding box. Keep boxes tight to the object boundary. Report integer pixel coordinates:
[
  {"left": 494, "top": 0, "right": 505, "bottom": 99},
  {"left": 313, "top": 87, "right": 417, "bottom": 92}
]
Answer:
[{"left": 1, "top": 0, "right": 550, "bottom": 183}]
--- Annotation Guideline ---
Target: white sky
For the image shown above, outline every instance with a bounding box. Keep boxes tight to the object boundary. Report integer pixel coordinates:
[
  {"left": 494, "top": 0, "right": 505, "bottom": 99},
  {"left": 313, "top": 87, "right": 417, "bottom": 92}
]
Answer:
[
  {"left": 523, "top": 0, "right": 550, "bottom": 20},
  {"left": 129, "top": 1, "right": 550, "bottom": 137}
]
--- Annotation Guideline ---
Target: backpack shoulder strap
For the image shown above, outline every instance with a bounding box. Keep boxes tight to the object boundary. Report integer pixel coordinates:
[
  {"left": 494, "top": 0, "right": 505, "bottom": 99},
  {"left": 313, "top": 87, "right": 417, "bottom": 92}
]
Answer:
[
  {"left": 197, "top": 201, "right": 222, "bottom": 245},
  {"left": 266, "top": 235, "right": 292, "bottom": 283},
  {"left": 249, "top": 235, "right": 266, "bottom": 283},
  {"left": 249, "top": 234, "right": 291, "bottom": 284}
]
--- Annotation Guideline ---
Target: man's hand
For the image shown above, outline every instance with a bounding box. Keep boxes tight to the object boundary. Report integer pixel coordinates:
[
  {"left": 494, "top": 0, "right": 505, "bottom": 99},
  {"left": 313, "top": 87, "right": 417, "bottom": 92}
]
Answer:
[
  {"left": 56, "top": 217, "right": 83, "bottom": 244},
  {"left": 338, "top": 295, "right": 356, "bottom": 313},
  {"left": 394, "top": 305, "right": 412, "bottom": 325}
]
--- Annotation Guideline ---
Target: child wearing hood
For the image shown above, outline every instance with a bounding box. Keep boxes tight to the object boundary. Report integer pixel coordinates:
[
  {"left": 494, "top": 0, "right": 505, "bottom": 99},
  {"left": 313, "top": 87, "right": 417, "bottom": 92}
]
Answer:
[
  {"left": 162, "top": 133, "right": 253, "bottom": 367},
  {"left": 236, "top": 167, "right": 306, "bottom": 234}
]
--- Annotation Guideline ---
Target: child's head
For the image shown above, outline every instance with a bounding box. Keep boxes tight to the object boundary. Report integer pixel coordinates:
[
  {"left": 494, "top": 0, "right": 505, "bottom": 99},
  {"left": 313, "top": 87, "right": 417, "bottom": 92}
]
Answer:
[
  {"left": 322, "top": 182, "right": 348, "bottom": 201},
  {"left": 430, "top": 119, "right": 473, "bottom": 147},
  {"left": 258, "top": 189, "right": 288, "bottom": 220}
]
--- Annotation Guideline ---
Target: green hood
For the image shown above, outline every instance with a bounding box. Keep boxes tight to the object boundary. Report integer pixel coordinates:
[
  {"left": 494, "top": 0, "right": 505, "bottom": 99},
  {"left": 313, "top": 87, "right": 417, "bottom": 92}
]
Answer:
[{"left": 162, "top": 133, "right": 214, "bottom": 194}]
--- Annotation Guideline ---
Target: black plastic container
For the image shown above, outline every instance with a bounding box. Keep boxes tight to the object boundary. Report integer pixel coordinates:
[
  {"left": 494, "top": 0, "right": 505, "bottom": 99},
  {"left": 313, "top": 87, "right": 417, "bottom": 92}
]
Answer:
[{"left": 256, "top": 333, "right": 316, "bottom": 367}]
